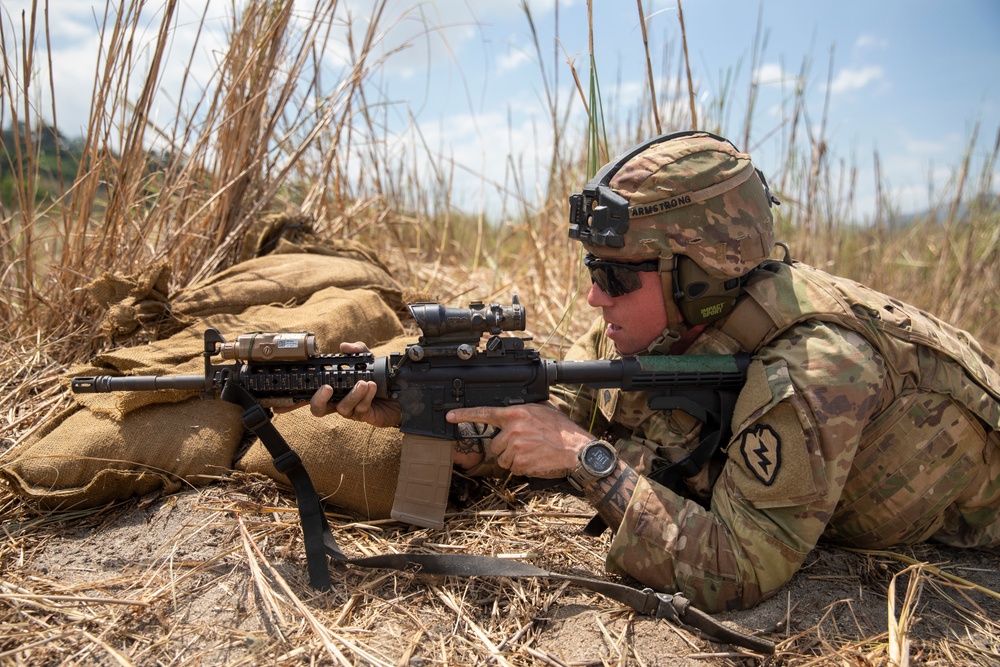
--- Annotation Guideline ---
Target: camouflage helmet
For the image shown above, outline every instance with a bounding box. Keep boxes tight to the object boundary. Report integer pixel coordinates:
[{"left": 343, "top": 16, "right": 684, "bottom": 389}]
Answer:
[{"left": 569, "top": 131, "right": 777, "bottom": 280}]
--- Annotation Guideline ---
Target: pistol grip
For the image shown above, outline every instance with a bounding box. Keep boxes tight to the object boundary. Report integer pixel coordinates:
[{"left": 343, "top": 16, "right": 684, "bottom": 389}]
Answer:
[{"left": 391, "top": 433, "right": 453, "bottom": 529}]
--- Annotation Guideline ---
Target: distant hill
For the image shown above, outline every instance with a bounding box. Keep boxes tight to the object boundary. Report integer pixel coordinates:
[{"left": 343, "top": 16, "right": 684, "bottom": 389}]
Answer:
[{"left": 1, "top": 122, "right": 82, "bottom": 206}]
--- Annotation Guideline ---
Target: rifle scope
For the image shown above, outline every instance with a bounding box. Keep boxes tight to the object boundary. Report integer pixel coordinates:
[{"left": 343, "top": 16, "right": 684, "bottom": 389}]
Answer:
[{"left": 409, "top": 295, "right": 526, "bottom": 339}]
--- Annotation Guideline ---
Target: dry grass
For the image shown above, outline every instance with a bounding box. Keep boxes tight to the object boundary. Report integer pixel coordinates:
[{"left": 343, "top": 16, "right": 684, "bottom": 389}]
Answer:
[
  {"left": 2, "top": 473, "right": 998, "bottom": 666},
  {"left": 1, "top": 1, "right": 998, "bottom": 665},
  {"left": 0, "top": 474, "right": 623, "bottom": 666}
]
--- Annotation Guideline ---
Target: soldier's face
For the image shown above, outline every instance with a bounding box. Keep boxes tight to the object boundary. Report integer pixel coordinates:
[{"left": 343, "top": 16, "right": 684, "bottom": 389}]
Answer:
[{"left": 586, "top": 267, "right": 671, "bottom": 355}]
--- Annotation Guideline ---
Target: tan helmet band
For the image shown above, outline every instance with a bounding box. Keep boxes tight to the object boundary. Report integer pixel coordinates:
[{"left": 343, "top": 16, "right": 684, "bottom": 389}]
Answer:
[{"left": 627, "top": 161, "right": 756, "bottom": 220}]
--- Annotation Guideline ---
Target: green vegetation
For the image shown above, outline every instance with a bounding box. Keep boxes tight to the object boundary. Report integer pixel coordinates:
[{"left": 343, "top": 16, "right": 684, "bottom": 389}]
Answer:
[{"left": 0, "top": 122, "right": 79, "bottom": 206}]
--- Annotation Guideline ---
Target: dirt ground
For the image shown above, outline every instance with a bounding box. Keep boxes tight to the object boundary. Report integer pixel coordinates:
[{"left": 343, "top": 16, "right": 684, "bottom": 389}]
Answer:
[{"left": 2, "top": 473, "right": 999, "bottom": 666}]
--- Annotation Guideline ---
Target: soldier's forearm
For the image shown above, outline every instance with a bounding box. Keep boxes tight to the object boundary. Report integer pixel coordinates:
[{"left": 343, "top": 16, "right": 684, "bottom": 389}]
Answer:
[{"left": 583, "top": 459, "right": 640, "bottom": 530}]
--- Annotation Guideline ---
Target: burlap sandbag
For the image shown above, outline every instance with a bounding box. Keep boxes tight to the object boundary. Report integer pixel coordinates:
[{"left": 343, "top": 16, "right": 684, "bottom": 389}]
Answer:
[
  {"left": 236, "top": 335, "right": 418, "bottom": 520},
  {"left": 1, "top": 399, "right": 244, "bottom": 509},
  {"left": 1, "top": 249, "right": 406, "bottom": 514},
  {"left": 83, "top": 236, "right": 404, "bottom": 341},
  {"left": 170, "top": 243, "right": 403, "bottom": 321}
]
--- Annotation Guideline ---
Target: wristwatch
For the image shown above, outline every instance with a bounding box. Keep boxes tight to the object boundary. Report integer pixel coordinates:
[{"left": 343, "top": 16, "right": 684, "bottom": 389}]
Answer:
[{"left": 567, "top": 439, "right": 618, "bottom": 491}]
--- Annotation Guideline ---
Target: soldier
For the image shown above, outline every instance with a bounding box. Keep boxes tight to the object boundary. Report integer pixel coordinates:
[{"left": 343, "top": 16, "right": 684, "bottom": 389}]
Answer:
[{"left": 316, "top": 131, "right": 1000, "bottom": 612}]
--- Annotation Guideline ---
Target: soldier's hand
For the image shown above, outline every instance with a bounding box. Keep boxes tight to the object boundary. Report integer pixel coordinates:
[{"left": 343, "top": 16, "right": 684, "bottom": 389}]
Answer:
[
  {"left": 446, "top": 402, "right": 592, "bottom": 478},
  {"left": 309, "top": 341, "right": 402, "bottom": 428}
]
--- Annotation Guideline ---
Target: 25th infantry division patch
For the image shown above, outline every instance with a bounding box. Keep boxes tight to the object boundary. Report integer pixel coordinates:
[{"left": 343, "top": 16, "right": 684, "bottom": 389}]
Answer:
[{"left": 739, "top": 424, "right": 782, "bottom": 485}]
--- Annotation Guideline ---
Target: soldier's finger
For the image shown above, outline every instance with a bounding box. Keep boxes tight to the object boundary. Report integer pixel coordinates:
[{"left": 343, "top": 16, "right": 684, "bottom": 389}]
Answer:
[
  {"left": 335, "top": 381, "right": 376, "bottom": 419},
  {"left": 309, "top": 385, "right": 335, "bottom": 417},
  {"left": 447, "top": 406, "right": 504, "bottom": 426},
  {"left": 340, "top": 341, "right": 372, "bottom": 354}
]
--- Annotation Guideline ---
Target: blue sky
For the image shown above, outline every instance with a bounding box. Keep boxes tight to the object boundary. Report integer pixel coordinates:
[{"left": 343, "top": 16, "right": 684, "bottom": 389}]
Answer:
[{"left": 4, "top": 0, "right": 998, "bottom": 222}]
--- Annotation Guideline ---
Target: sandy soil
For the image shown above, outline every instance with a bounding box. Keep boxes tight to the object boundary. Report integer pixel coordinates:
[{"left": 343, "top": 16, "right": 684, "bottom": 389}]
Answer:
[{"left": 3, "top": 475, "right": 999, "bottom": 666}]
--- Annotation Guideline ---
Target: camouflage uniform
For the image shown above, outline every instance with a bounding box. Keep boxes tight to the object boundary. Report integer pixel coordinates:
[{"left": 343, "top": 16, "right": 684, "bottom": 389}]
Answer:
[
  {"left": 553, "top": 265, "right": 1000, "bottom": 612},
  {"left": 558, "top": 132, "right": 1000, "bottom": 612}
]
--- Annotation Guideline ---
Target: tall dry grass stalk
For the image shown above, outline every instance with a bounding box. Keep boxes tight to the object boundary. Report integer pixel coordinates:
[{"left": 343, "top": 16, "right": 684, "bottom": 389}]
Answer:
[
  {"left": 1, "top": 3, "right": 999, "bottom": 665},
  {"left": 1, "top": 0, "right": 997, "bottom": 446}
]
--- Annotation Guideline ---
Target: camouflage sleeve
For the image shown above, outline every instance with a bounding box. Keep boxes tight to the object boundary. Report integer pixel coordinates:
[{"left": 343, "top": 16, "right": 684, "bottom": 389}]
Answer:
[{"left": 603, "top": 321, "right": 887, "bottom": 611}]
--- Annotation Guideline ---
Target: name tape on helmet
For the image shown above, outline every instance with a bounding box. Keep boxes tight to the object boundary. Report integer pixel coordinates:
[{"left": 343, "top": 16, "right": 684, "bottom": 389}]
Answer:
[{"left": 627, "top": 161, "right": 756, "bottom": 219}]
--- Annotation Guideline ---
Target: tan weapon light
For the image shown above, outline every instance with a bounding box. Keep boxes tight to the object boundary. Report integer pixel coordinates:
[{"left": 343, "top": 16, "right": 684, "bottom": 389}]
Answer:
[{"left": 218, "top": 332, "right": 318, "bottom": 362}]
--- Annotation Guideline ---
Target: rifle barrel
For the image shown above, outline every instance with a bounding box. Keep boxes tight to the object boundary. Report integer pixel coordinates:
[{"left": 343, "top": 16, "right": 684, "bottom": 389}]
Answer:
[{"left": 71, "top": 374, "right": 207, "bottom": 393}]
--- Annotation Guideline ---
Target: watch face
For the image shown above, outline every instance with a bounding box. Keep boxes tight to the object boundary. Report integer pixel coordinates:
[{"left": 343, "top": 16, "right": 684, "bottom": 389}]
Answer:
[{"left": 585, "top": 443, "right": 616, "bottom": 475}]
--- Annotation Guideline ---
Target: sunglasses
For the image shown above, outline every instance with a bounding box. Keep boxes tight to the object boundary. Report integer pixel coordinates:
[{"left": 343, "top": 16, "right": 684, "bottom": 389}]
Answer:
[{"left": 584, "top": 254, "right": 659, "bottom": 298}]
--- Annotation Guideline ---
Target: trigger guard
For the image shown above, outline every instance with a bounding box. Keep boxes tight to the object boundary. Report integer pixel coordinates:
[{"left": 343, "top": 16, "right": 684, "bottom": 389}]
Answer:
[
  {"left": 468, "top": 424, "right": 500, "bottom": 439},
  {"left": 457, "top": 422, "right": 499, "bottom": 440}
]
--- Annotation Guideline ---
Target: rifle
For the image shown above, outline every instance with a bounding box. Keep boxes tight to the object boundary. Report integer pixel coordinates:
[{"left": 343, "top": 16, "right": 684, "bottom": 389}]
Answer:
[
  {"left": 72, "top": 295, "right": 749, "bottom": 529},
  {"left": 71, "top": 297, "right": 773, "bottom": 654}
]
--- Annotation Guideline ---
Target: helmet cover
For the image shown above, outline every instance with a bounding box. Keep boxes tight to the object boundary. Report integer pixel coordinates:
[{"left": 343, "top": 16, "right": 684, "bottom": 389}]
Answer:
[{"left": 570, "top": 132, "right": 776, "bottom": 280}]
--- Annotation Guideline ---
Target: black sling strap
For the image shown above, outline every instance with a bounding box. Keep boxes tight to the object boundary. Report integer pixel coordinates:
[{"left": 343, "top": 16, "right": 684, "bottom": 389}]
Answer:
[
  {"left": 222, "top": 380, "right": 335, "bottom": 590},
  {"left": 582, "top": 387, "right": 740, "bottom": 537},
  {"left": 221, "top": 380, "right": 774, "bottom": 655}
]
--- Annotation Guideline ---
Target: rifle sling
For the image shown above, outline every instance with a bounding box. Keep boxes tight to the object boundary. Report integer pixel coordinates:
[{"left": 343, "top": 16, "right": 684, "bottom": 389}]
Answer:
[
  {"left": 222, "top": 380, "right": 335, "bottom": 592},
  {"left": 584, "top": 388, "right": 739, "bottom": 537},
  {"left": 220, "top": 380, "right": 774, "bottom": 655}
]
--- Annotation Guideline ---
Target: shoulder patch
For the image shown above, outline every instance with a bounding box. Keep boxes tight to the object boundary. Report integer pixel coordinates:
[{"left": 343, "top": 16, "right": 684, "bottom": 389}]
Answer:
[
  {"left": 739, "top": 424, "right": 782, "bottom": 485},
  {"left": 731, "top": 359, "right": 772, "bottom": 429},
  {"left": 599, "top": 387, "right": 619, "bottom": 423}
]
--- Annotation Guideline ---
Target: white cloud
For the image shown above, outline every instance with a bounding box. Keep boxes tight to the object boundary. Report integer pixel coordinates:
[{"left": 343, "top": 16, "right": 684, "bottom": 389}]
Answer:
[
  {"left": 392, "top": 107, "right": 559, "bottom": 214},
  {"left": 902, "top": 135, "right": 952, "bottom": 157},
  {"left": 754, "top": 62, "right": 793, "bottom": 86},
  {"left": 855, "top": 34, "right": 889, "bottom": 50},
  {"left": 497, "top": 45, "right": 532, "bottom": 74},
  {"left": 828, "top": 65, "right": 885, "bottom": 94}
]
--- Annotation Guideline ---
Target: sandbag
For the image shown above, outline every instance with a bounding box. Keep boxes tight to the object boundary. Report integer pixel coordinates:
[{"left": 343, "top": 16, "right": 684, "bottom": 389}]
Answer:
[
  {"left": 171, "top": 246, "right": 403, "bottom": 321},
  {"left": 1, "top": 399, "right": 243, "bottom": 509},
  {"left": 84, "top": 235, "right": 404, "bottom": 341},
  {"left": 1, "top": 247, "right": 406, "bottom": 514}
]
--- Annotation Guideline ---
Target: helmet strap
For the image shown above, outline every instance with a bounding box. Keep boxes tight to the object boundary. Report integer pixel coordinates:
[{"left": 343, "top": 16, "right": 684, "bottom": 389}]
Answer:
[
  {"left": 644, "top": 324, "right": 682, "bottom": 355},
  {"left": 657, "top": 257, "right": 688, "bottom": 338}
]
